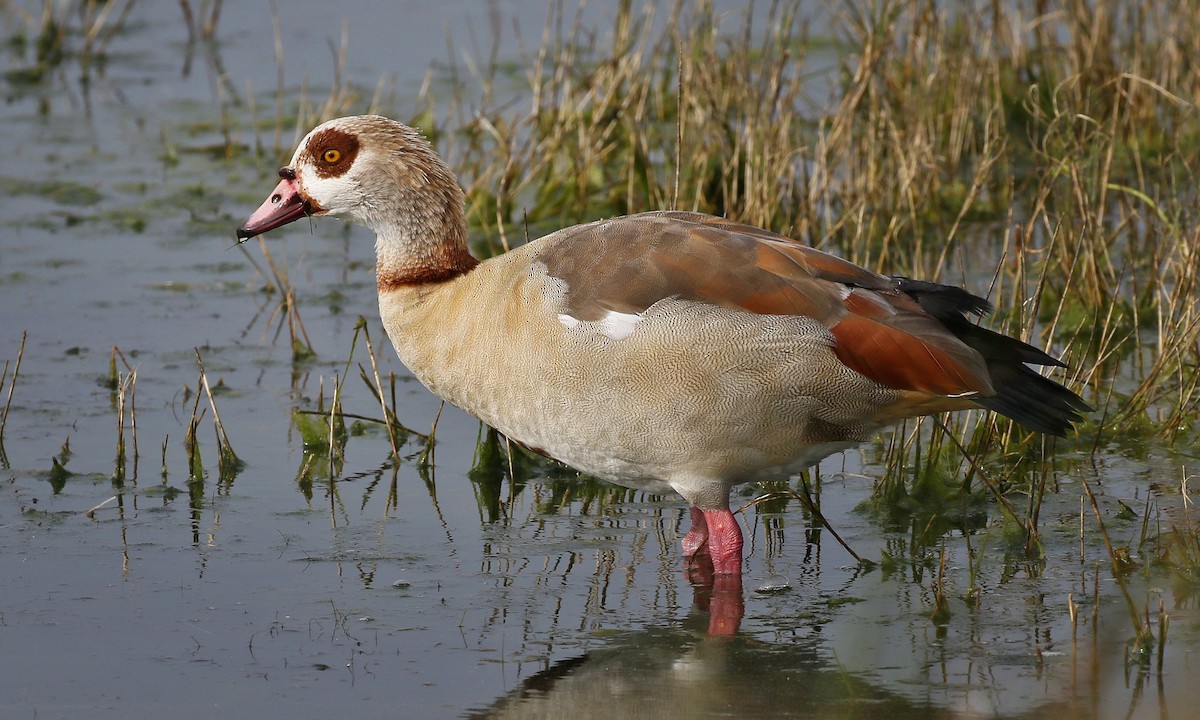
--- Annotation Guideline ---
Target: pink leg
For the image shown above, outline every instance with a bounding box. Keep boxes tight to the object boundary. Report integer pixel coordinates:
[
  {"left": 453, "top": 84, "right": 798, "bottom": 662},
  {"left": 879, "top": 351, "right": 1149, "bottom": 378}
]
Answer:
[
  {"left": 702, "top": 508, "right": 743, "bottom": 576},
  {"left": 682, "top": 506, "right": 710, "bottom": 560},
  {"left": 682, "top": 507, "right": 745, "bottom": 635}
]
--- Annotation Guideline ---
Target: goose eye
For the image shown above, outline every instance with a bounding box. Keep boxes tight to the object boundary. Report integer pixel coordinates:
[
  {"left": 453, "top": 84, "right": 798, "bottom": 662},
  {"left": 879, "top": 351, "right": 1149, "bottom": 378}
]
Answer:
[{"left": 322, "top": 148, "right": 341, "bottom": 164}]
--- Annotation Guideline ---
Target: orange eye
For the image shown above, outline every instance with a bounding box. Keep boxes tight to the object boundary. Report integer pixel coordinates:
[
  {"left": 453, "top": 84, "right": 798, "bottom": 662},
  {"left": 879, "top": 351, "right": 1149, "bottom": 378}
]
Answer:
[{"left": 322, "top": 148, "right": 341, "bottom": 164}]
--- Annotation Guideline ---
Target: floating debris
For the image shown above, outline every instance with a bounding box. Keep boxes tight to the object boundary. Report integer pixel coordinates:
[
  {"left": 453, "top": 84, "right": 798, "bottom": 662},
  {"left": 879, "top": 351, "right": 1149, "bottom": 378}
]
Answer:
[{"left": 755, "top": 576, "right": 791, "bottom": 594}]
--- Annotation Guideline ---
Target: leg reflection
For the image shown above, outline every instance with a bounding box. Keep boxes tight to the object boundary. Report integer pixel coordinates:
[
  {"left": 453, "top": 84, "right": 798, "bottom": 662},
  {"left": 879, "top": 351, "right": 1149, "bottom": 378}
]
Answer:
[{"left": 687, "top": 561, "right": 744, "bottom": 636}]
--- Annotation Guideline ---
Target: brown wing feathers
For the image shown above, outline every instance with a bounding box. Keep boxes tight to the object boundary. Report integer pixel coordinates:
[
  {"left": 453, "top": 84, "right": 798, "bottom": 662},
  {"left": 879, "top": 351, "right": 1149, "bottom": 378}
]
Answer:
[{"left": 542, "top": 212, "right": 1087, "bottom": 434}]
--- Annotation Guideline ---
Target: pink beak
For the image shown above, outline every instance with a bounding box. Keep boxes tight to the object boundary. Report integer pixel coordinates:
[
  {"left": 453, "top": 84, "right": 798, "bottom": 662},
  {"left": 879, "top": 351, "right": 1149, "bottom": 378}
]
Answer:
[{"left": 236, "top": 172, "right": 310, "bottom": 240}]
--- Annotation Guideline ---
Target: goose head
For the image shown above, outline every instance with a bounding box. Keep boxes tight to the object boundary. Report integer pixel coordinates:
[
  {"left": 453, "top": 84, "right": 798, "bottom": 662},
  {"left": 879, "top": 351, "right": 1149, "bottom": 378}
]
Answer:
[{"left": 237, "top": 116, "right": 470, "bottom": 282}]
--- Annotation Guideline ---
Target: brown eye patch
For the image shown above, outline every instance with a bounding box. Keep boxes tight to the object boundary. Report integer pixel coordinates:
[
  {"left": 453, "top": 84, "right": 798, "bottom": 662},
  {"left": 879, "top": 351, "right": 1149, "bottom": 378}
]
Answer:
[{"left": 301, "top": 127, "right": 360, "bottom": 179}]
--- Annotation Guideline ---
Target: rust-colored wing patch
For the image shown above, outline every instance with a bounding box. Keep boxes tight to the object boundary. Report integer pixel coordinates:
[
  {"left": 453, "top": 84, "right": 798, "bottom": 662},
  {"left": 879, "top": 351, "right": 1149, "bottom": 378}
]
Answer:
[
  {"left": 830, "top": 314, "right": 992, "bottom": 396},
  {"left": 829, "top": 289, "right": 994, "bottom": 396}
]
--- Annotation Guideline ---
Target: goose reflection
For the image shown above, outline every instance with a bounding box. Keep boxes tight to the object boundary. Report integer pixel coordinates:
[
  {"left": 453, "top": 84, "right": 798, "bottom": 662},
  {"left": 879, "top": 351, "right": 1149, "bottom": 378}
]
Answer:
[{"left": 465, "top": 624, "right": 962, "bottom": 720}]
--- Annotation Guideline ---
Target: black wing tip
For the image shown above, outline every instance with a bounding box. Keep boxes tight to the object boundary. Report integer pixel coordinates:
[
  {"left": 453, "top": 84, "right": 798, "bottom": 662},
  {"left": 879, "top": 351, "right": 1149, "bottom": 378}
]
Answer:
[
  {"left": 891, "top": 278, "right": 1090, "bottom": 435},
  {"left": 894, "top": 277, "right": 994, "bottom": 318},
  {"left": 975, "top": 365, "right": 1091, "bottom": 437}
]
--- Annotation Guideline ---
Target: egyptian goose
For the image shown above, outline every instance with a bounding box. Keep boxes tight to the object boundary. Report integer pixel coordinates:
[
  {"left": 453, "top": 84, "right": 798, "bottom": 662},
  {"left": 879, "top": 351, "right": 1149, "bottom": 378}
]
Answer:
[{"left": 237, "top": 115, "right": 1087, "bottom": 581}]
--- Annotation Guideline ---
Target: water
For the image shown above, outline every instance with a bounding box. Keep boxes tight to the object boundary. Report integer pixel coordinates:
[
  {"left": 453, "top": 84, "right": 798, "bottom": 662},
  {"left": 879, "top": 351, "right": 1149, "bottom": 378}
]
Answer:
[{"left": 1, "top": 2, "right": 1197, "bottom": 718}]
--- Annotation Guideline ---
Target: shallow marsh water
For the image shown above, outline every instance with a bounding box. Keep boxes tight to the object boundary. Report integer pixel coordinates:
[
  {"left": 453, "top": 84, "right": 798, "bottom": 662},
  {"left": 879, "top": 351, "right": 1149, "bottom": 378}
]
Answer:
[{"left": 1, "top": 2, "right": 1198, "bottom": 718}]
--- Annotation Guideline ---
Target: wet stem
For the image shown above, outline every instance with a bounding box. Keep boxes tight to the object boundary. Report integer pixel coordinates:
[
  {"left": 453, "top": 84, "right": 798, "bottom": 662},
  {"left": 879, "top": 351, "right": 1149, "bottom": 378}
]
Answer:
[
  {"left": 239, "top": 238, "right": 316, "bottom": 362},
  {"left": 358, "top": 319, "right": 402, "bottom": 461},
  {"left": 1079, "top": 474, "right": 1158, "bottom": 661},
  {"left": 0, "top": 330, "right": 28, "bottom": 466},
  {"left": 195, "top": 349, "right": 242, "bottom": 477},
  {"left": 112, "top": 368, "right": 136, "bottom": 486}
]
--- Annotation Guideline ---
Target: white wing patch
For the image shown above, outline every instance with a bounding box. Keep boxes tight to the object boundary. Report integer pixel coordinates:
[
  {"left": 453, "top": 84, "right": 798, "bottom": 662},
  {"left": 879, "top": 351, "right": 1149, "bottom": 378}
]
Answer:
[
  {"left": 557, "top": 310, "right": 644, "bottom": 341},
  {"left": 597, "top": 310, "right": 643, "bottom": 340}
]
